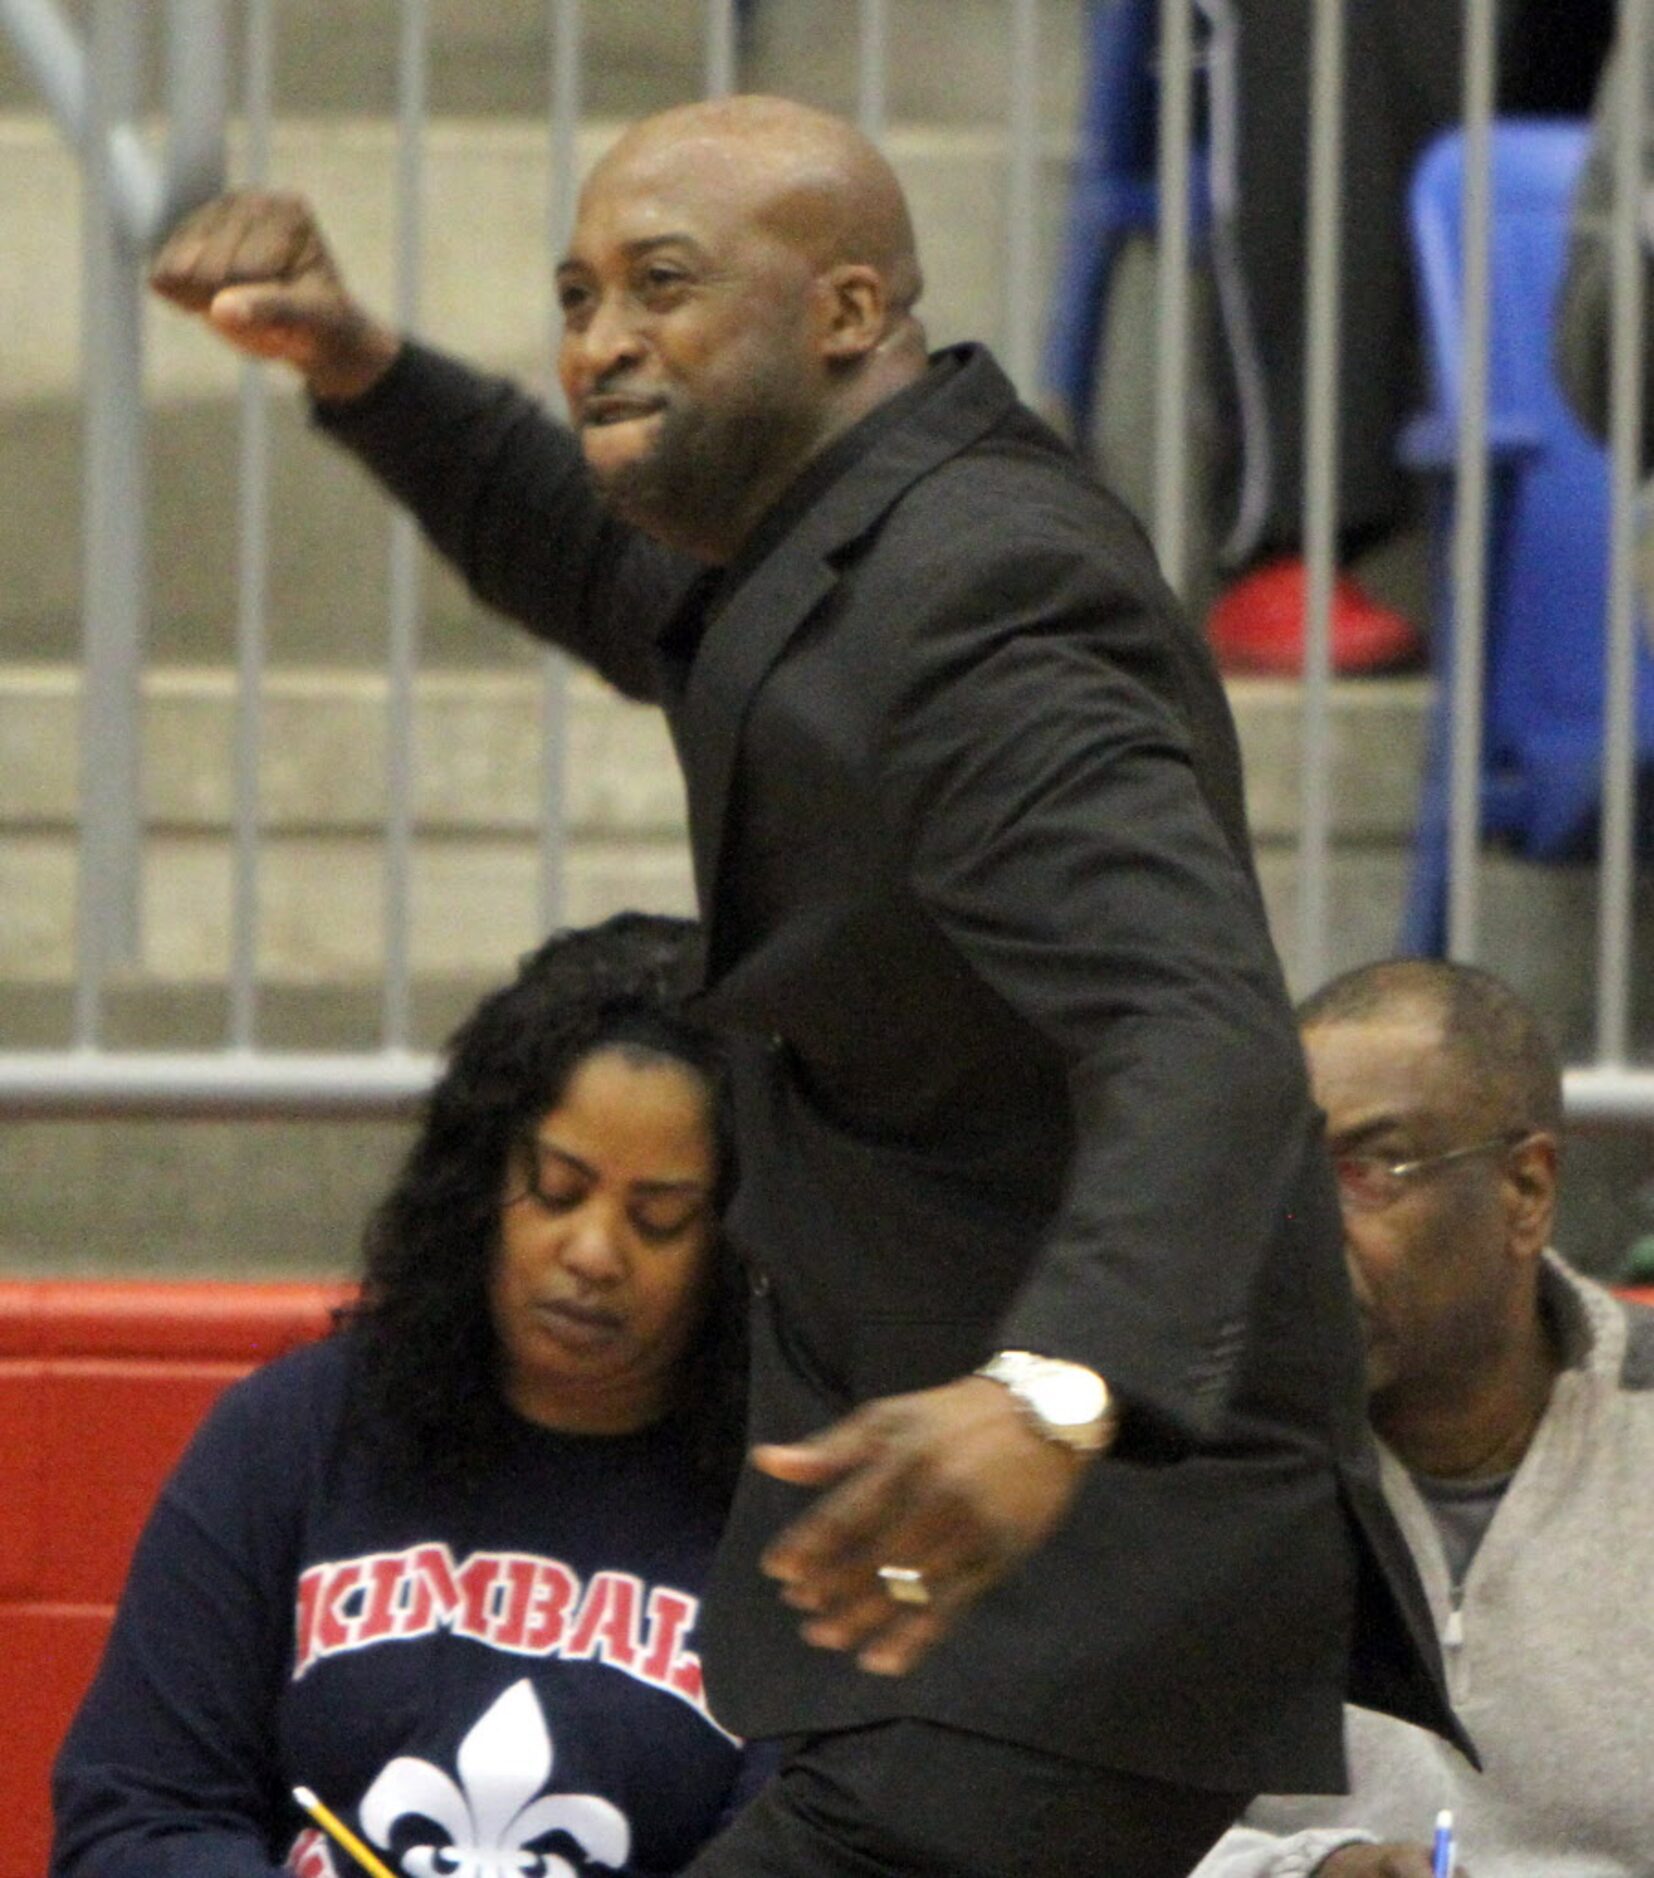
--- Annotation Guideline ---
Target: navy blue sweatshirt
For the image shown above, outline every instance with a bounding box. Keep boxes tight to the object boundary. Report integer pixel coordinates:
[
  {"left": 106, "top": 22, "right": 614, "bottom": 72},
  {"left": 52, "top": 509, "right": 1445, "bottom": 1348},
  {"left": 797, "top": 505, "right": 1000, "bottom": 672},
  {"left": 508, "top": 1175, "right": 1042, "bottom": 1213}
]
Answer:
[{"left": 51, "top": 1334, "right": 765, "bottom": 1877}]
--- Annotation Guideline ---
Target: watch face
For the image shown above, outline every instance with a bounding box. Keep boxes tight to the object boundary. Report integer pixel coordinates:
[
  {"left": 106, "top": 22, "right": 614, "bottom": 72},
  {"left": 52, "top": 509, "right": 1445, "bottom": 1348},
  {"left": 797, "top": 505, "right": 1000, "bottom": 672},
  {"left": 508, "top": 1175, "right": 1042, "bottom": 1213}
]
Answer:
[{"left": 1032, "top": 1364, "right": 1108, "bottom": 1428}]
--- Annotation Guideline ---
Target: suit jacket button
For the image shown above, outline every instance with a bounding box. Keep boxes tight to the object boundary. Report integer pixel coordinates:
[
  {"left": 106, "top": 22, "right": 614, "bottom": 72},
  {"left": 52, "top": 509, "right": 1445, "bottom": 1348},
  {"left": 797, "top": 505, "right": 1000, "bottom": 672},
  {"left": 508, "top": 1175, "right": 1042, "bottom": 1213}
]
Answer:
[{"left": 748, "top": 1263, "right": 772, "bottom": 1298}]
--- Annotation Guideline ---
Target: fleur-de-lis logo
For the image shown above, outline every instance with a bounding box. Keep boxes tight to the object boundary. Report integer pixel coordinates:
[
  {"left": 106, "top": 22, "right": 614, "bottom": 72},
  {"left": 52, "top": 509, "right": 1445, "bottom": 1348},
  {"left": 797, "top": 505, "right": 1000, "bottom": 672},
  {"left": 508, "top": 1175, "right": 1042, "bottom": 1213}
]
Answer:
[{"left": 358, "top": 1679, "right": 631, "bottom": 1877}]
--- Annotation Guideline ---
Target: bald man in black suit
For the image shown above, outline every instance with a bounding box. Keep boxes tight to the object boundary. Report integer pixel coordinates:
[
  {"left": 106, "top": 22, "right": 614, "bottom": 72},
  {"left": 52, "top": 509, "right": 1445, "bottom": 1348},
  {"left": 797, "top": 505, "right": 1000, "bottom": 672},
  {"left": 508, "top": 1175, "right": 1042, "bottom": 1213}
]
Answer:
[{"left": 151, "top": 95, "right": 1468, "bottom": 1876}]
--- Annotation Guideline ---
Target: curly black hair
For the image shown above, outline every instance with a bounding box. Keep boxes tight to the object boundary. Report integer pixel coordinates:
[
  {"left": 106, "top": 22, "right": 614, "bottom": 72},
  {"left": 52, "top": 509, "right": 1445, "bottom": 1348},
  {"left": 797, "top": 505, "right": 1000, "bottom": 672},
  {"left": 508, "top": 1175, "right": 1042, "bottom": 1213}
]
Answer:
[{"left": 343, "top": 912, "right": 747, "bottom": 1496}]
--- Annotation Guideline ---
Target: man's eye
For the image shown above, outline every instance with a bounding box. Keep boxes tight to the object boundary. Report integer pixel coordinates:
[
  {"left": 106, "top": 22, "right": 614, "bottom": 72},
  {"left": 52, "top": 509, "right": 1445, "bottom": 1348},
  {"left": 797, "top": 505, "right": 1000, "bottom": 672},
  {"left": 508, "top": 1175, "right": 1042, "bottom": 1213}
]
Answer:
[
  {"left": 640, "top": 266, "right": 688, "bottom": 296},
  {"left": 1333, "top": 1157, "right": 1398, "bottom": 1210},
  {"left": 556, "top": 283, "right": 592, "bottom": 318}
]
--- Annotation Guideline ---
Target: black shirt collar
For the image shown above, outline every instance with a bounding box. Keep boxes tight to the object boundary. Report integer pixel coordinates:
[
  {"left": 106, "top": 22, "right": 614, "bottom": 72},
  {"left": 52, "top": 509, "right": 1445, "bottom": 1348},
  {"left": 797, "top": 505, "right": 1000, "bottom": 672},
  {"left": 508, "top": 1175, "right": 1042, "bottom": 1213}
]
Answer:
[
  {"left": 656, "top": 347, "right": 973, "bottom": 661},
  {"left": 711, "top": 347, "right": 970, "bottom": 608}
]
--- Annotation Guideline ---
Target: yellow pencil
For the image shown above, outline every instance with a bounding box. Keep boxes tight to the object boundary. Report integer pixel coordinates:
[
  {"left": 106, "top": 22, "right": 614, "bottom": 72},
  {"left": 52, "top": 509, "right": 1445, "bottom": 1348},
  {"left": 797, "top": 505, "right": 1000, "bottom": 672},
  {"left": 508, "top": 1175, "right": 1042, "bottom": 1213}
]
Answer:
[{"left": 292, "top": 1785, "right": 400, "bottom": 1878}]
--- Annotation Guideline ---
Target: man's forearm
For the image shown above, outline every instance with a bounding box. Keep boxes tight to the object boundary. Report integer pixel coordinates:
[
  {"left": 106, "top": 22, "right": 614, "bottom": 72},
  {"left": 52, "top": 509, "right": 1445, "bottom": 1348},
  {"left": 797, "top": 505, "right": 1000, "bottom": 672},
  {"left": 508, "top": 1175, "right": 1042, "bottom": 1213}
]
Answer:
[{"left": 313, "top": 340, "right": 691, "bottom": 697}]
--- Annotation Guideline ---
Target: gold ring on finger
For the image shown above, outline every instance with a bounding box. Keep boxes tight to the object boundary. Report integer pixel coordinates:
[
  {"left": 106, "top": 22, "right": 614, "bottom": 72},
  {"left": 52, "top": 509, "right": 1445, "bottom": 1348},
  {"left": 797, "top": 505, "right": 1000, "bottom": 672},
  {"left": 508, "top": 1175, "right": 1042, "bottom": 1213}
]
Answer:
[{"left": 876, "top": 1564, "right": 932, "bottom": 1607}]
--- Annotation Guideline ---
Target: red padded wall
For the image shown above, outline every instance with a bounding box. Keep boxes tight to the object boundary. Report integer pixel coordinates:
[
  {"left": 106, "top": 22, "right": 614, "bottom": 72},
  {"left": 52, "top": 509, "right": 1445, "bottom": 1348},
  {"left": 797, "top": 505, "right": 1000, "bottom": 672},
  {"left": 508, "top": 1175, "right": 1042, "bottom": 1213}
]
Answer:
[
  {"left": 0, "top": 1282, "right": 350, "bottom": 1878},
  {"left": 8, "top": 1277, "right": 1649, "bottom": 1875}
]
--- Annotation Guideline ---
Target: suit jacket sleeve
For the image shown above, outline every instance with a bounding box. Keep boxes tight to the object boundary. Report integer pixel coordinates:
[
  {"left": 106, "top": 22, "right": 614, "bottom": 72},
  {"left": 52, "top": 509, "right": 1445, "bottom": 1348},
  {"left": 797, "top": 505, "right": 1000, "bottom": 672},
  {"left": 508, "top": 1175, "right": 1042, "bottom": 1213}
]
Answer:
[
  {"left": 874, "top": 526, "right": 1317, "bottom": 1443},
  {"left": 312, "top": 341, "right": 704, "bottom": 699}
]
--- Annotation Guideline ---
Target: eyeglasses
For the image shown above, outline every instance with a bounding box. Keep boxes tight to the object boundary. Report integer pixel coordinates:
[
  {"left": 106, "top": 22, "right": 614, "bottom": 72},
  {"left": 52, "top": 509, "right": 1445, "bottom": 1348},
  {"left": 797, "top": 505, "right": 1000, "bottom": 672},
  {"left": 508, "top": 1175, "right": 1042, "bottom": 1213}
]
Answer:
[{"left": 1331, "top": 1129, "right": 1530, "bottom": 1213}]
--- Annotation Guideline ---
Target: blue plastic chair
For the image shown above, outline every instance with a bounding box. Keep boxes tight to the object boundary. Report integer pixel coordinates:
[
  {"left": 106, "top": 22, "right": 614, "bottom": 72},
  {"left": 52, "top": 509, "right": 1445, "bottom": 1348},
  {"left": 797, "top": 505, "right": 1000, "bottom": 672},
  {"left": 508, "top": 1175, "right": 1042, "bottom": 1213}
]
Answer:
[
  {"left": 1399, "top": 119, "right": 1654, "bottom": 954},
  {"left": 1041, "top": 0, "right": 1208, "bottom": 443}
]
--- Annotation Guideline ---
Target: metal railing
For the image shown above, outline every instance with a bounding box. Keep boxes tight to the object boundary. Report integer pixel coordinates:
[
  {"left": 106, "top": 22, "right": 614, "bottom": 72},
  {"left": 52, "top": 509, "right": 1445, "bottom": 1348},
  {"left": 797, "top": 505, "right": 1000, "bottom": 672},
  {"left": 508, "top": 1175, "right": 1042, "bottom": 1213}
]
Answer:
[
  {"left": 1168, "top": 0, "right": 1654, "bottom": 1123},
  {"left": 3, "top": 0, "right": 227, "bottom": 998},
  {"left": 0, "top": 0, "right": 1062, "bottom": 1113},
  {"left": 0, "top": 0, "right": 1650, "bottom": 1121}
]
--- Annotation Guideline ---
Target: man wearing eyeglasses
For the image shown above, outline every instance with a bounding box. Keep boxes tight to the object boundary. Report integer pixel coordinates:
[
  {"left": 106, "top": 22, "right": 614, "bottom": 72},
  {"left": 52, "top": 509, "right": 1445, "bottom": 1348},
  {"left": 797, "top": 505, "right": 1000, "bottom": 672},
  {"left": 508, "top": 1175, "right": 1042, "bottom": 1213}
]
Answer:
[{"left": 1192, "top": 956, "right": 1654, "bottom": 1878}]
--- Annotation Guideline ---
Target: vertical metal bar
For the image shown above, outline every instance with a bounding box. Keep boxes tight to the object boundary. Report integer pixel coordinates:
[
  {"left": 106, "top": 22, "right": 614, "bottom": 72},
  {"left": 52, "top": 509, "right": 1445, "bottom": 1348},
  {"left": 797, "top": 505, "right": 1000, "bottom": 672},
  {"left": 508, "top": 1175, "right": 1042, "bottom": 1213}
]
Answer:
[
  {"left": 2, "top": 0, "right": 88, "bottom": 139},
  {"left": 1004, "top": 0, "right": 1042, "bottom": 394},
  {"left": 705, "top": 0, "right": 738, "bottom": 98},
  {"left": 160, "top": 0, "right": 227, "bottom": 230},
  {"left": 1598, "top": 0, "right": 1649, "bottom": 1066},
  {"left": 382, "top": 0, "right": 428, "bottom": 1048},
  {"left": 539, "top": 0, "right": 584, "bottom": 936},
  {"left": 1153, "top": 0, "right": 1196, "bottom": 595},
  {"left": 548, "top": 0, "right": 582, "bottom": 404},
  {"left": 2, "top": 1, "right": 159, "bottom": 249},
  {"left": 228, "top": 0, "right": 276, "bottom": 1050},
  {"left": 1294, "top": 0, "right": 1346, "bottom": 990},
  {"left": 1444, "top": 0, "right": 1497, "bottom": 961},
  {"left": 857, "top": 0, "right": 889, "bottom": 141},
  {"left": 549, "top": 0, "right": 583, "bottom": 283},
  {"left": 74, "top": 0, "right": 147, "bottom": 1044}
]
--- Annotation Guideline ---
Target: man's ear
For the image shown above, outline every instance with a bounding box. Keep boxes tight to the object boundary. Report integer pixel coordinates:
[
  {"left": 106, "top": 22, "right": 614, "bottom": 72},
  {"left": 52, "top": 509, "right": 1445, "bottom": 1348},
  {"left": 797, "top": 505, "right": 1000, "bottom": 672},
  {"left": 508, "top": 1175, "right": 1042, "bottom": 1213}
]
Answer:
[
  {"left": 815, "top": 264, "right": 887, "bottom": 362},
  {"left": 1503, "top": 1131, "right": 1559, "bottom": 1261}
]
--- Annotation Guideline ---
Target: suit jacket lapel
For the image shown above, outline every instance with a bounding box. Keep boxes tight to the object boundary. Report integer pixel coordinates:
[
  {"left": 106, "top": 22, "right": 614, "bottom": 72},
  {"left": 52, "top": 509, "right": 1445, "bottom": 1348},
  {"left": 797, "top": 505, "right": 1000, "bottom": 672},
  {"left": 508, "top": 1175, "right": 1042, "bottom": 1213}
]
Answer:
[{"left": 677, "top": 347, "right": 1020, "bottom": 986}]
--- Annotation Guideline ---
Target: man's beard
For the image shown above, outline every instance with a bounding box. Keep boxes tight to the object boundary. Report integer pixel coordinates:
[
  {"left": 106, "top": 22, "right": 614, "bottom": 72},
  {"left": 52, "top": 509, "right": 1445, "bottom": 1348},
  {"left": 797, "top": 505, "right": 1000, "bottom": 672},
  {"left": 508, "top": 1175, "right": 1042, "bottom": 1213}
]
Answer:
[{"left": 587, "top": 382, "right": 818, "bottom": 557}]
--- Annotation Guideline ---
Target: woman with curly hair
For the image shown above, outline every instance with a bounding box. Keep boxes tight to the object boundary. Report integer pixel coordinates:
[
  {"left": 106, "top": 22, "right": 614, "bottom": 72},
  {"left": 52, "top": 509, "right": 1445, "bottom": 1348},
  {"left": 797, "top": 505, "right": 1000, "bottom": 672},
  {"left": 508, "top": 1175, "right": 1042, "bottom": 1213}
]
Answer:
[{"left": 52, "top": 914, "right": 767, "bottom": 1878}]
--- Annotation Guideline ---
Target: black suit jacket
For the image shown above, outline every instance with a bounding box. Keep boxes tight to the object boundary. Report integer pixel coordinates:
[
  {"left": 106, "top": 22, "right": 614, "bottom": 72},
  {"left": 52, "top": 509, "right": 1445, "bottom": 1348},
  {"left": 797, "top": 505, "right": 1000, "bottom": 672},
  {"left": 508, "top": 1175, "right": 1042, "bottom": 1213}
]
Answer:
[{"left": 322, "top": 342, "right": 1467, "bottom": 1791}]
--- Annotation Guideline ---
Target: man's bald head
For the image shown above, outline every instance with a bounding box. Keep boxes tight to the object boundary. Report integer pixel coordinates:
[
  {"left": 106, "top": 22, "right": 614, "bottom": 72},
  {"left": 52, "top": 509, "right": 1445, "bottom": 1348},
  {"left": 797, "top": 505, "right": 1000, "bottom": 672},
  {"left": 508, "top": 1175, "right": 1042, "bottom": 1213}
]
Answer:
[
  {"left": 557, "top": 95, "right": 931, "bottom": 561},
  {"left": 1298, "top": 958, "right": 1563, "bottom": 1141},
  {"left": 587, "top": 95, "right": 924, "bottom": 321}
]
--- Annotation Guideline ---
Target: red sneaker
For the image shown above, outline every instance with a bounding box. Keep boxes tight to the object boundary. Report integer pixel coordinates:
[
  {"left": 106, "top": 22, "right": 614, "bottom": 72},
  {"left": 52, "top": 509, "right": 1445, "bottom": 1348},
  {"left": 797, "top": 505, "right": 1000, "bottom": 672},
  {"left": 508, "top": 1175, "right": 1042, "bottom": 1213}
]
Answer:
[{"left": 1206, "top": 556, "right": 1424, "bottom": 676}]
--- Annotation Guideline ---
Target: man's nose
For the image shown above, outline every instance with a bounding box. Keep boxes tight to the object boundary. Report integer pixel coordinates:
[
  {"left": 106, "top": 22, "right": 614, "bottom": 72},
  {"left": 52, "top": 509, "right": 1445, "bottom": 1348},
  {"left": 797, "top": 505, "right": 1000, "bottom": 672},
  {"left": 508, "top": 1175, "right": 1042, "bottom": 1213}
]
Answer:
[{"left": 570, "top": 295, "right": 646, "bottom": 381}]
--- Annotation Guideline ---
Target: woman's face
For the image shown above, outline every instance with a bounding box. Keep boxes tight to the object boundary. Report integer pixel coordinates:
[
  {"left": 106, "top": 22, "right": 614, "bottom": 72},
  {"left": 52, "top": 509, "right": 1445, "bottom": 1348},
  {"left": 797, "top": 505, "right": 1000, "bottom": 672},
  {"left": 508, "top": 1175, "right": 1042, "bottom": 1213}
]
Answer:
[{"left": 490, "top": 1045, "right": 720, "bottom": 1434}]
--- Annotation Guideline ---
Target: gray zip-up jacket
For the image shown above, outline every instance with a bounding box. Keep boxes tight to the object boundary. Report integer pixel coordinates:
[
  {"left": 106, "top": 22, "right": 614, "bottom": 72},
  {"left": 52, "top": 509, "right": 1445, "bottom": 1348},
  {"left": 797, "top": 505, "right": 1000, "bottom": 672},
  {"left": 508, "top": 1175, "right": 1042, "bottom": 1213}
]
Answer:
[{"left": 1190, "top": 1255, "right": 1654, "bottom": 1877}]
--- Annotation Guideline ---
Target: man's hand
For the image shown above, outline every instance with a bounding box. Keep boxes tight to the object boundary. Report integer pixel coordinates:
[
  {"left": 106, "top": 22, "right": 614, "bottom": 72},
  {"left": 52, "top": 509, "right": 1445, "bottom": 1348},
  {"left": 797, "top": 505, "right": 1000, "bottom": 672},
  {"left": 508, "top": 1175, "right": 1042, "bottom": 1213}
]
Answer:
[
  {"left": 149, "top": 191, "right": 401, "bottom": 402},
  {"left": 753, "top": 1374, "right": 1094, "bottom": 1677},
  {"left": 1321, "top": 1845, "right": 1465, "bottom": 1877}
]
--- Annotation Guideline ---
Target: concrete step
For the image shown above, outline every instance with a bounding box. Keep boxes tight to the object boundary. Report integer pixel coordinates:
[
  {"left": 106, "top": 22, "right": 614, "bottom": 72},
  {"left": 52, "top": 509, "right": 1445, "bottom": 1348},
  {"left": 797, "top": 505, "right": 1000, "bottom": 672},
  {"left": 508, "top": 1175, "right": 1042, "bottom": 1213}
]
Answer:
[
  {"left": 0, "top": 0, "right": 1084, "bottom": 126},
  {"left": 8, "top": 655, "right": 1650, "bottom": 1060},
  {"left": 1, "top": 666, "right": 1428, "bottom": 840},
  {"left": 0, "top": 663, "right": 693, "bottom": 993},
  {"left": 10, "top": 660, "right": 1652, "bottom": 1045},
  {"left": 0, "top": 664, "right": 1428, "bottom": 995},
  {"left": 0, "top": 1105, "right": 409, "bottom": 1279}
]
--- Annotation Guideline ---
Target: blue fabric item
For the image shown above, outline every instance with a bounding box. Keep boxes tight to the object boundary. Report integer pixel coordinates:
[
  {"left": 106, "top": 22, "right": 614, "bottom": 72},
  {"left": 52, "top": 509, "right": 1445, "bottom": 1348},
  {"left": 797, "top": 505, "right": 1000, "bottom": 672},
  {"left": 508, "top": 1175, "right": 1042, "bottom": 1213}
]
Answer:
[
  {"left": 1399, "top": 118, "right": 1654, "bottom": 954},
  {"left": 50, "top": 1334, "right": 767, "bottom": 1878},
  {"left": 1040, "top": 0, "right": 1210, "bottom": 440}
]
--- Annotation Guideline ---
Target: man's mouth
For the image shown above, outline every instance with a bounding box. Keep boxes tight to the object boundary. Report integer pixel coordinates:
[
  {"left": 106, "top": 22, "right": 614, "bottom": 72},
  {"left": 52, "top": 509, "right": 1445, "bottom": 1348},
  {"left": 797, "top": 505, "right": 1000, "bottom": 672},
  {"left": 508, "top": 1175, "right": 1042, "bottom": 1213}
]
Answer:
[{"left": 580, "top": 394, "right": 665, "bottom": 429}]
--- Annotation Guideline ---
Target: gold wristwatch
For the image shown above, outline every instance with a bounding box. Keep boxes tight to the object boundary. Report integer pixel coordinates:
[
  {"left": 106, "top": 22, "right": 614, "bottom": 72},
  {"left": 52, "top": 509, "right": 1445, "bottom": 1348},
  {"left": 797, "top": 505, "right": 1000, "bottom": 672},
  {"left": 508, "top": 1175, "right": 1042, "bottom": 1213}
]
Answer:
[{"left": 975, "top": 1350, "right": 1118, "bottom": 1455}]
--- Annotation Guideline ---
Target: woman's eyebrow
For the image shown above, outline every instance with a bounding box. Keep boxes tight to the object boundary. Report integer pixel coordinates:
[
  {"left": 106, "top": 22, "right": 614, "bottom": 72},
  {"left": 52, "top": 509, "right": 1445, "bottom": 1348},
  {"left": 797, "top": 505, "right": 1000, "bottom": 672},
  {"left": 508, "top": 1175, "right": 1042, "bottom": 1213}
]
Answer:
[
  {"left": 527, "top": 1145, "right": 708, "bottom": 1198},
  {"left": 527, "top": 1138, "right": 592, "bottom": 1178}
]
